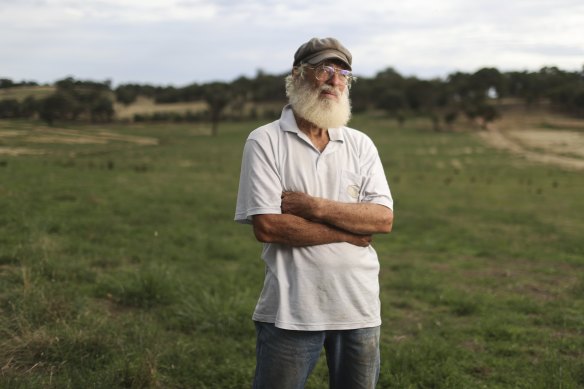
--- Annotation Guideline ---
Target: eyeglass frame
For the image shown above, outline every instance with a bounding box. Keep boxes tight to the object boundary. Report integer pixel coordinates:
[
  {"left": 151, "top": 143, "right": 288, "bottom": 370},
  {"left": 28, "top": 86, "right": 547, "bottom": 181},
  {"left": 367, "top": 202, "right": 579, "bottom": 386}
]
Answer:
[{"left": 303, "top": 63, "right": 357, "bottom": 87}]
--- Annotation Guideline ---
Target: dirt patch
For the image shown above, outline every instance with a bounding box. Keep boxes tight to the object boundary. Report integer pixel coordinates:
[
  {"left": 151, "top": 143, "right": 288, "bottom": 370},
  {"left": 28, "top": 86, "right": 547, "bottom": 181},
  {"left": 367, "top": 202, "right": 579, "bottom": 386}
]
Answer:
[
  {"left": 506, "top": 130, "right": 584, "bottom": 159},
  {"left": 477, "top": 113, "right": 584, "bottom": 171}
]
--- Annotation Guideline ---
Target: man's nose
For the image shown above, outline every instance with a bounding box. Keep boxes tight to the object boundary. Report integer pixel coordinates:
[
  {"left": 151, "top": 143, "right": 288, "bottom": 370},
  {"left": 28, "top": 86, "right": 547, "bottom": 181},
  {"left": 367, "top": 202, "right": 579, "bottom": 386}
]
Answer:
[{"left": 326, "top": 71, "right": 344, "bottom": 87}]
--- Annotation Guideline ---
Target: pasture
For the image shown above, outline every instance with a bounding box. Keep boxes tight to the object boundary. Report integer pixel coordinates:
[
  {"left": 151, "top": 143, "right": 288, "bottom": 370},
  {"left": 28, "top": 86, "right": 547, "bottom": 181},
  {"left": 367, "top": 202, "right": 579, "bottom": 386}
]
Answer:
[{"left": 0, "top": 113, "right": 583, "bottom": 388}]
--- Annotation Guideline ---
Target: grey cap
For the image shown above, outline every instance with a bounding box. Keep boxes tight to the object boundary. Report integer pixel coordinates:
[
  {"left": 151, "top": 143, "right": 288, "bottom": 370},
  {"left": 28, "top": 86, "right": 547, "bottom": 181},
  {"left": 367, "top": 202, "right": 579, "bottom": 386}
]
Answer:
[{"left": 293, "top": 37, "right": 352, "bottom": 70}]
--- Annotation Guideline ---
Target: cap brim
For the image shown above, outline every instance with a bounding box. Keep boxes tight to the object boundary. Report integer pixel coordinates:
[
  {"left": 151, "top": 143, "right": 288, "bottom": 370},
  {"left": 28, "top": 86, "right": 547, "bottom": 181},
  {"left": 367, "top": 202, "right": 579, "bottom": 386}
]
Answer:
[{"left": 303, "top": 50, "right": 352, "bottom": 70}]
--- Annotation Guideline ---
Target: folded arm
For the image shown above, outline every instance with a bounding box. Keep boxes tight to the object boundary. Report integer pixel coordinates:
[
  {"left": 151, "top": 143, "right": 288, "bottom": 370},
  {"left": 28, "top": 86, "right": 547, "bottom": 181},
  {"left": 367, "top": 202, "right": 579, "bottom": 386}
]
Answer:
[
  {"left": 252, "top": 214, "right": 372, "bottom": 247},
  {"left": 281, "top": 191, "right": 393, "bottom": 235}
]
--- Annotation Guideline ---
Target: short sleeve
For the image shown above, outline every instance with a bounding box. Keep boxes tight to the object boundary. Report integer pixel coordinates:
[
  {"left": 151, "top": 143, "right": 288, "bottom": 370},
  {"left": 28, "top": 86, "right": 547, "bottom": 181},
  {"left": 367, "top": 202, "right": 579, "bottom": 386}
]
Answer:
[
  {"left": 234, "top": 138, "right": 283, "bottom": 224},
  {"left": 360, "top": 140, "right": 394, "bottom": 211}
]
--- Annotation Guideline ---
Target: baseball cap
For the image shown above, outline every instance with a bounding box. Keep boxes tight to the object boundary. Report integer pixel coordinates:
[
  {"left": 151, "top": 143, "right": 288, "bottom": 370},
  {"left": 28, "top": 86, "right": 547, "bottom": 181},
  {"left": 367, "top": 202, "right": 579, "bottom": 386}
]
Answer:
[{"left": 293, "top": 37, "right": 352, "bottom": 70}]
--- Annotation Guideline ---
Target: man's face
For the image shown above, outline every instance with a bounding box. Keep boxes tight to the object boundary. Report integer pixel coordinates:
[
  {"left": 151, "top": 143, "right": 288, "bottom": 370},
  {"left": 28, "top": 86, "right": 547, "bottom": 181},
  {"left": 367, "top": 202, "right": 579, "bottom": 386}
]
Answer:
[
  {"left": 285, "top": 60, "right": 352, "bottom": 129},
  {"left": 304, "top": 61, "right": 351, "bottom": 101}
]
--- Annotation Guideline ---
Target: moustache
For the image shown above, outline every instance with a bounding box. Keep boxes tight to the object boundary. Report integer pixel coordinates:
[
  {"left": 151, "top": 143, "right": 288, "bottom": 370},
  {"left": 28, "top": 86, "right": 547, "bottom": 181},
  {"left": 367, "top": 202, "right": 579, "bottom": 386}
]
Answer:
[{"left": 319, "top": 85, "right": 342, "bottom": 98}]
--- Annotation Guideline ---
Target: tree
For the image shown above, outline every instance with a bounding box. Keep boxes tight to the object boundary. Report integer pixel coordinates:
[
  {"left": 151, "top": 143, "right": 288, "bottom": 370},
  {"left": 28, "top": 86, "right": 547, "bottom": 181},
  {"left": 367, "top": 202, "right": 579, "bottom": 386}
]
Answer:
[
  {"left": 20, "top": 96, "right": 38, "bottom": 119},
  {"left": 371, "top": 67, "right": 408, "bottom": 124},
  {"left": 251, "top": 69, "right": 287, "bottom": 102},
  {"left": 91, "top": 96, "right": 115, "bottom": 123},
  {"left": 38, "top": 91, "right": 79, "bottom": 126},
  {"left": 0, "top": 99, "right": 20, "bottom": 118},
  {"left": 476, "top": 103, "right": 499, "bottom": 130},
  {"left": 405, "top": 79, "right": 449, "bottom": 131},
  {"left": 377, "top": 89, "right": 407, "bottom": 126},
  {"left": 349, "top": 77, "right": 375, "bottom": 113},
  {"left": 470, "top": 68, "right": 505, "bottom": 99},
  {"left": 115, "top": 85, "right": 140, "bottom": 105},
  {"left": 203, "top": 82, "right": 232, "bottom": 136},
  {"left": 52, "top": 77, "right": 116, "bottom": 123},
  {"left": 0, "top": 79, "right": 15, "bottom": 89}
]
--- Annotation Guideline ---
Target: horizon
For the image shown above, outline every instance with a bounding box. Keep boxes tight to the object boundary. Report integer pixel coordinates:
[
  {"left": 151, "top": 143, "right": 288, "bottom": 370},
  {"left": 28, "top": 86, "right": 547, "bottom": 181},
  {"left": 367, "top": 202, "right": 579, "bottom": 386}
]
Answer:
[{"left": 3, "top": 62, "right": 582, "bottom": 89}]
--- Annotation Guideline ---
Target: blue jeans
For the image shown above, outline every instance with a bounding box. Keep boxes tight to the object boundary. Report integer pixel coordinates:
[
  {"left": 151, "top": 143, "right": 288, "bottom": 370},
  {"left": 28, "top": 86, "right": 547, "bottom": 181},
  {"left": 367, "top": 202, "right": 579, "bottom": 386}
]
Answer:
[{"left": 253, "top": 321, "right": 380, "bottom": 389}]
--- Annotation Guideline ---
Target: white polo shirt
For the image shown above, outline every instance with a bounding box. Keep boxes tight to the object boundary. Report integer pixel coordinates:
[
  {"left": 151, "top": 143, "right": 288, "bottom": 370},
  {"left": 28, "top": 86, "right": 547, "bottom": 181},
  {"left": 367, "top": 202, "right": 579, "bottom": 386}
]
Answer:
[{"left": 235, "top": 105, "right": 393, "bottom": 331}]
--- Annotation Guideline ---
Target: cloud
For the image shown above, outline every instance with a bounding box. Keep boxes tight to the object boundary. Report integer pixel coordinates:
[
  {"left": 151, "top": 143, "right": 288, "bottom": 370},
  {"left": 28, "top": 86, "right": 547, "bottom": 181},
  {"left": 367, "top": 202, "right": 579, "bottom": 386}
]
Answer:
[
  {"left": 1, "top": 0, "right": 583, "bottom": 84},
  {"left": 0, "top": 0, "right": 218, "bottom": 26}
]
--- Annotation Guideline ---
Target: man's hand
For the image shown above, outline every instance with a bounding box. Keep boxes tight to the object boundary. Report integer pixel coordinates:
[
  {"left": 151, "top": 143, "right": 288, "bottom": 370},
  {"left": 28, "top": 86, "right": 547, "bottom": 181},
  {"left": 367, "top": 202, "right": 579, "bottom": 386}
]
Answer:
[
  {"left": 281, "top": 191, "right": 320, "bottom": 220},
  {"left": 346, "top": 233, "right": 373, "bottom": 247}
]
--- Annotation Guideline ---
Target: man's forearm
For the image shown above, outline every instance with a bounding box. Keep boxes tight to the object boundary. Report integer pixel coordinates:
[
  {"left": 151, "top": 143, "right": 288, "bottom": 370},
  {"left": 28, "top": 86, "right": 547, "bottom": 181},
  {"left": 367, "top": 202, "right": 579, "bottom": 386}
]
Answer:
[
  {"left": 252, "top": 214, "right": 372, "bottom": 247},
  {"left": 314, "top": 199, "right": 393, "bottom": 234},
  {"left": 281, "top": 192, "right": 393, "bottom": 235}
]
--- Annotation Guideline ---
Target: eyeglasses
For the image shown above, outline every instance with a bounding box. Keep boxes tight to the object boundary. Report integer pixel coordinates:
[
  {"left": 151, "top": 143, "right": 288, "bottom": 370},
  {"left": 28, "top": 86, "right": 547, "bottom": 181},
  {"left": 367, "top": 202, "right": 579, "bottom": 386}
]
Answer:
[{"left": 309, "top": 64, "right": 355, "bottom": 85}]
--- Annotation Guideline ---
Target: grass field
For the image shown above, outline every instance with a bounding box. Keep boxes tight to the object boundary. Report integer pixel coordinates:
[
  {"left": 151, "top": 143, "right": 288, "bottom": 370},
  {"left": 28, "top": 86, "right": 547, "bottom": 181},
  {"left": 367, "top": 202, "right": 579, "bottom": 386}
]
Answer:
[{"left": 0, "top": 114, "right": 583, "bottom": 388}]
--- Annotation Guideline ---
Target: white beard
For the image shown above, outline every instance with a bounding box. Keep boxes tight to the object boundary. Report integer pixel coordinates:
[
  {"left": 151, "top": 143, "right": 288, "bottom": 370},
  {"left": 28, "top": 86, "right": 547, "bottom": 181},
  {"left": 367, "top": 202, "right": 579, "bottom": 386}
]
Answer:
[{"left": 286, "top": 76, "right": 352, "bottom": 129}]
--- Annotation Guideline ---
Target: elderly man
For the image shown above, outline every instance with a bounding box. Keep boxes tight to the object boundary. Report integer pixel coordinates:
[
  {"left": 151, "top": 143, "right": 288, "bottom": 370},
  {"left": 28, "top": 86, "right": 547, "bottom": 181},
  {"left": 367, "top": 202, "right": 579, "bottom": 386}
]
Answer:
[{"left": 235, "top": 37, "right": 394, "bottom": 389}]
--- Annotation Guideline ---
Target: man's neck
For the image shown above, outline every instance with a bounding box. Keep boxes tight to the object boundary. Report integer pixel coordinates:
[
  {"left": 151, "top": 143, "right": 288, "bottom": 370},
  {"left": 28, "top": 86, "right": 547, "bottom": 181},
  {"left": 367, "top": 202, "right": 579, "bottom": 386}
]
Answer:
[
  {"left": 295, "top": 114, "right": 326, "bottom": 135},
  {"left": 294, "top": 114, "right": 330, "bottom": 152}
]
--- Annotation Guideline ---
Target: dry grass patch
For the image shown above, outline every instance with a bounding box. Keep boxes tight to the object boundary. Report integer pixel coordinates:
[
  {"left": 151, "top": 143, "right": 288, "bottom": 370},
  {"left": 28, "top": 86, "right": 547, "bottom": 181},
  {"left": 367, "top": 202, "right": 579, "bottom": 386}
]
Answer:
[
  {"left": 0, "top": 126, "right": 158, "bottom": 148},
  {"left": 0, "top": 86, "right": 55, "bottom": 101},
  {"left": 114, "top": 97, "right": 207, "bottom": 120},
  {"left": 0, "top": 147, "right": 45, "bottom": 156}
]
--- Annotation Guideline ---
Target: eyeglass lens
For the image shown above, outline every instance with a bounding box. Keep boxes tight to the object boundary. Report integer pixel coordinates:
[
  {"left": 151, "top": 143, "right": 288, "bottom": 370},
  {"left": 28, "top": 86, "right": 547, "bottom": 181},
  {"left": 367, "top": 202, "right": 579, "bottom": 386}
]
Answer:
[{"left": 315, "top": 66, "right": 352, "bottom": 84}]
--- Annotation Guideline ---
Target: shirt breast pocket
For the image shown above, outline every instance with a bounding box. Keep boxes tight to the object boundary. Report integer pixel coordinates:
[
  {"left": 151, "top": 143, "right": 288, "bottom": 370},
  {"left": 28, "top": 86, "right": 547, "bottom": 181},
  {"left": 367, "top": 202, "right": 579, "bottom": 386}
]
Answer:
[{"left": 339, "top": 170, "right": 366, "bottom": 203}]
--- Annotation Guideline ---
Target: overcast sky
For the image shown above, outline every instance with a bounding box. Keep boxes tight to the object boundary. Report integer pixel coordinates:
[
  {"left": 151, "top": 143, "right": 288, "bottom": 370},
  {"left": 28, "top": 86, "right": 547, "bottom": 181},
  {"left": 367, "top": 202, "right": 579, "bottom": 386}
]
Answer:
[{"left": 1, "top": 0, "right": 583, "bottom": 86}]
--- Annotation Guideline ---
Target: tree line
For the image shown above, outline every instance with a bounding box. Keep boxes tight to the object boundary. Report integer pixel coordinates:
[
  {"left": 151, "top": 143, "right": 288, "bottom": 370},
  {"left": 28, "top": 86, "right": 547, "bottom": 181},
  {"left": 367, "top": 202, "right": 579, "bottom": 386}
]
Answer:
[
  {"left": 1, "top": 66, "right": 583, "bottom": 131},
  {"left": 0, "top": 77, "right": 114, "bottom": 126}
]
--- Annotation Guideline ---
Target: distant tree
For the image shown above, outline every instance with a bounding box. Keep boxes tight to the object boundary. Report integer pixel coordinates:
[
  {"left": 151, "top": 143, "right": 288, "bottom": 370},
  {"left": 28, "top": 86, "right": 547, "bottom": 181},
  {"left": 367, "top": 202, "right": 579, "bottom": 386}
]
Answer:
[
  {"left": 115, "top": 83, "right": 157, "bottom": 102},
  {"left": 470, "top": 68, "right": 505, "bottom": 99},
  {"left": 49, "top": 77, "right": 113, "bottom": 122},
  {"left": 476, "top": 103, "right": 499, "bottom": 130},
  {"left": 154, "top": 86, "right": 181, "bottom": 103},
  {"left": 507, "top": 70, "right": 551, "bottom": 105},
  {"left": 377, "top": 89, "right": 407, "bottom": 126},
  {"left": 405, "top": 79, "right": 449, "bottom": 131},
  {"left": 90, "top": 96, "right": 115, "bottom": 122},
  {"left": 0, "top": 79, "right": 15, "bottom": 89},
  {"left": 443, "top": 110, "right": 458, "bottom": 131},
  {"left": 230, "top": 76, "right": 254, "bottom": 119},
  {"left": 20, "top": 96, "right": 38, "bottom": 119},
  {"left": 115, "top": 85, "right": 140, "bottom": 105},
  {"left": 203, "top": 82, "right": 232, "bottom": 136},
  {"left": 251, "top": 69, "right": 287, "bottom": 102},
  {"left": 0, "top": 78, "right": 36, "bottom": 89},
  {"left": 361, "top": 67, "right": 408, "bottom": 119},
  {"left": 38, "top": 91, "right": 79, "bottom": 126},
  {"left": 0, "top": 99, "right": 20, "bottom": 118},
  {"left": 180, "top": 83, "right": 205, "bottom": 101},
  {"left": 548, "top": 82, "right": 584, "bottom": 117},
  {"left": 447, "top": 71, "right": 473, "bottom": 101},
  {"left": 349, "top": 77, "right": 375, "bottom": 113}
]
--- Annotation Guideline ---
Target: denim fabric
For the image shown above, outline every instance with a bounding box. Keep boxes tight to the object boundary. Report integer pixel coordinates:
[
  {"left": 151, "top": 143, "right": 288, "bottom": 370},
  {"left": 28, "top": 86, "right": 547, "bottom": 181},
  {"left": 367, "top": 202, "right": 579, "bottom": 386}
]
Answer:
[{"left": 253, "top": 321, "right": 380, "bottom": 389}]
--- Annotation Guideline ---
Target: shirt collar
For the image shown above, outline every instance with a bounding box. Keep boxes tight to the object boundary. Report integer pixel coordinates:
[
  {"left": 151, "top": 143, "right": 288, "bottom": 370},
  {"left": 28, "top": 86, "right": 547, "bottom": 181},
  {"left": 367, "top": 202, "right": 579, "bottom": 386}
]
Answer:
[{"left": 279, "top": 105, "right": 345, "bottom": 142}]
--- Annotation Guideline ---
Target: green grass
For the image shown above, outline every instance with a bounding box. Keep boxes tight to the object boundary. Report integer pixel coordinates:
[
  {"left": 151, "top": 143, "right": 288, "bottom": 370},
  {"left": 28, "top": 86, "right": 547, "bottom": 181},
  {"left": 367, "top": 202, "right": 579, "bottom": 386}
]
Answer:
[{"left": 0, "top": 115, "right": 583, "bottom": 388}]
